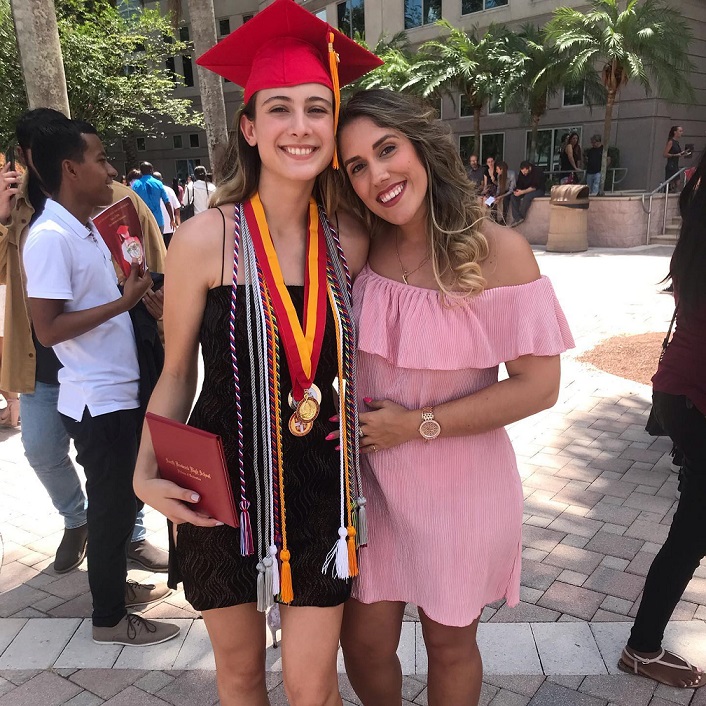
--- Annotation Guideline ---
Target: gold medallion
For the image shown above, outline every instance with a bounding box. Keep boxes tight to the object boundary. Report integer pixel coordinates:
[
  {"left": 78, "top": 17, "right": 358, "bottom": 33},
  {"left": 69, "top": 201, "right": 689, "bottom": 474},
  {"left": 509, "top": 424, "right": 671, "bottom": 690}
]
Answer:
[
  {"left": 288, "top": 383, "right": 322, "bottom": 411},
  {"left": 289, "top": 414, "right": 313, "bottom": 437},
  {"left": 296, "top": 395, "right": 320, "bottom": 423}
]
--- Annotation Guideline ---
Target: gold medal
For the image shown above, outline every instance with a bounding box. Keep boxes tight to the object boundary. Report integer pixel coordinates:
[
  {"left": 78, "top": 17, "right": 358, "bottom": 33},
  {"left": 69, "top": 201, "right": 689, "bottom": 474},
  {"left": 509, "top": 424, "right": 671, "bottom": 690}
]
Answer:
[
  {"left": 289, "top": 414, "right": 313, "bottom": 437},
  {"left": 288, "top": 383, "right": 322, "bottom": 411},
  {"left": 296, "top": 395, "right": 320, "bottom": 423}
]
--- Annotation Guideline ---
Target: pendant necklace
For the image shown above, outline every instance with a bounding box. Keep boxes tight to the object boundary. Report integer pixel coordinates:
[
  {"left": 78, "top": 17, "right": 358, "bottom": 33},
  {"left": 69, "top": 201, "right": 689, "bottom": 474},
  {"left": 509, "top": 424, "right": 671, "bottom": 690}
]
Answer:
[{"left": 395, "top": 229, "right": 430, "bottom": 285}]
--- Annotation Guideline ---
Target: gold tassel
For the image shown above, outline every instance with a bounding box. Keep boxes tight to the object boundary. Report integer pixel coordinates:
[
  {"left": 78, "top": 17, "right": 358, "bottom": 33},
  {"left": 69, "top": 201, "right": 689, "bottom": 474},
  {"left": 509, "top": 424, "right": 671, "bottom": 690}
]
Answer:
[
  {"left": 279, "top": 549, "right": 294, "bottom": 604},
  {"left": 347, "top": 525, "right": 358, "bottom": 577},
  {"left": 328, "top": 31, "right": 341, "bottom": 169}
]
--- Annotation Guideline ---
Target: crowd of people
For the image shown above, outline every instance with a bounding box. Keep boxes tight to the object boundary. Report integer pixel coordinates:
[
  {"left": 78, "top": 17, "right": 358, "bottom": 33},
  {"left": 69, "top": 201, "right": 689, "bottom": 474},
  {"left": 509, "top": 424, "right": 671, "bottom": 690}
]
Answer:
[{"left": 0, "top": 0, "right": 704, "bottom": 704}]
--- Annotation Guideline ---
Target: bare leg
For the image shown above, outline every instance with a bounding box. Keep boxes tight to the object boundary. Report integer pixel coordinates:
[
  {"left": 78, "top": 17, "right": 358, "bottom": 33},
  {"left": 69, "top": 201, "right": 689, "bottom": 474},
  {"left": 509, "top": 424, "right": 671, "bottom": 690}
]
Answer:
[
  {"left": 280, "top": 603, "right": 344, "bottom": 706},
  {"left": 420, "top": 610, "right": 482, "bottom": 706},
  {"left": 201, "top": 603, "right": 269, "bottom": 706},
  {"left": 340, "top": 599, "right": 406, "bottom": 706}
]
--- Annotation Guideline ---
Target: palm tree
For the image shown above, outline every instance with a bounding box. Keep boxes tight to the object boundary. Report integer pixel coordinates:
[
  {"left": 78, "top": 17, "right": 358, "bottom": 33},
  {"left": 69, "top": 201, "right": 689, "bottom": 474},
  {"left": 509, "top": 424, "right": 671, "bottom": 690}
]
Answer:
[
  {"left": 406, "top": 20, "right": 514, "bottom": 156},
  {"left": 349, "top": 32, "right": 415, "bottom": 95},
  {"left": 11, "top": 0, "right": 70, "bottom": 115},
  {"left": 546, "top": 0, "right": 694, "bottom": 192}
]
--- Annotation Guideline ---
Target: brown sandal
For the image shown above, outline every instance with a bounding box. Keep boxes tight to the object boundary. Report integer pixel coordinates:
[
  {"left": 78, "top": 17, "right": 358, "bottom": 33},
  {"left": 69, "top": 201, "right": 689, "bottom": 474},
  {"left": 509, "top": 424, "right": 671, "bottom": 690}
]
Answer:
[{"left": 618, "top": 647, "right": 706, "bottom": 689}]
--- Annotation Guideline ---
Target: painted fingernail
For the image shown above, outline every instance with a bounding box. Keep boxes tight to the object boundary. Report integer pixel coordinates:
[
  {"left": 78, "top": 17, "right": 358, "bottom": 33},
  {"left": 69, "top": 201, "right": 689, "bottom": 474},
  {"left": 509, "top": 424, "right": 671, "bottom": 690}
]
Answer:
[
  {"left": 335, "top": 445, "right": 340, "bottom": 451},
  {"left": 329, "top": 415, "right": 339, "bottom": 422},
  {"left": 363, "top": 397, "right": 372, "bottom": 404},
  {"left": 190, "top": 493, "right": 200, "bottom": 502},
  {"left": 325, "top": 432, "right": 336, "bottom": 441},
  {"left": 215, "top": 521, "right": 224, "bottom": 526}
]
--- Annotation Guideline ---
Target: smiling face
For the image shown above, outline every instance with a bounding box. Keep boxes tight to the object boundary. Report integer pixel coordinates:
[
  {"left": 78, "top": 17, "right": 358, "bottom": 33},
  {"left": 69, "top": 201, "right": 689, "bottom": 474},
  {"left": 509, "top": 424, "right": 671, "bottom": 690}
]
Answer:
[
  {"left": 239, "top": 83, "right": 335, "bottom": 187},
  {"left": 339, "top": 116, "right": 428, "bottom": 229}
]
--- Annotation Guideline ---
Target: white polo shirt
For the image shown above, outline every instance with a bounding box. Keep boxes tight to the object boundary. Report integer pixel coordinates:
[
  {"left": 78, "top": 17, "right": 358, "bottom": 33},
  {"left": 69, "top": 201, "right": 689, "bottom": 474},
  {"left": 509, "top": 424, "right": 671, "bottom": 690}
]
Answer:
[{"left": 23, "top": 199, "right": 140, "bottom": 421}]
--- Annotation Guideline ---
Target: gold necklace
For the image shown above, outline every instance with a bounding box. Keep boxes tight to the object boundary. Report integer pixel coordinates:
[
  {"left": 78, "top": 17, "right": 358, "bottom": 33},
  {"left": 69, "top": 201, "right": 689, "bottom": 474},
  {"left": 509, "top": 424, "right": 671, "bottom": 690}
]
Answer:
[{"left": 395, "top": 230, "right": 430, "bottom": 285}]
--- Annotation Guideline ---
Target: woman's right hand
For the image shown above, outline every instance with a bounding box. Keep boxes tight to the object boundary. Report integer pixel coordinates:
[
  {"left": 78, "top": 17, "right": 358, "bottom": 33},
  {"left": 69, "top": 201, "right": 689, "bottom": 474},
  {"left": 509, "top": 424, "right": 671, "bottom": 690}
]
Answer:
[{"left": 134, "top": 475, "right": 224, "bottom": 527}]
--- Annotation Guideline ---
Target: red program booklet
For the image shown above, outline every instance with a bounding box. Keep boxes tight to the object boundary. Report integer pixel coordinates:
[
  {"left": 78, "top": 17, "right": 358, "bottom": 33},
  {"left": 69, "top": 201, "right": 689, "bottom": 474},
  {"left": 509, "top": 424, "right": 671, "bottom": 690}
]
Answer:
[
  {"left": 93, "top": 196, "right": 145, "bottom": 278},
  {"left": 145, "top": 413, "right": 239, "bottom": 528}
]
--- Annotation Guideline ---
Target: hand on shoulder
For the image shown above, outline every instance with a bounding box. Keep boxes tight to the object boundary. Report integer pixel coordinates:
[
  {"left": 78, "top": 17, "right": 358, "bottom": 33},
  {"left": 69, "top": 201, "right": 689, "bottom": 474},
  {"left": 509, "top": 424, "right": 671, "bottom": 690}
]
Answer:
[
  {"left": 480, "top": 220, "right": 540, "bottom": 289},
  {"left": 333, "top": 209, "right": 370, "bottom": 280}
]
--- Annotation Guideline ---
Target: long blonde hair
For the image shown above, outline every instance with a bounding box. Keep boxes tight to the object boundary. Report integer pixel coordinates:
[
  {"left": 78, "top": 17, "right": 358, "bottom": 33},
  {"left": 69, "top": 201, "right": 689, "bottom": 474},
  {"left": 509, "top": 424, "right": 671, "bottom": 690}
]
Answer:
[
  {"left": 211, "top": 96, "right": 337, "bottom": 215},
  {"left": 336, "top": 89, "right": 489, "bottom": 297}
]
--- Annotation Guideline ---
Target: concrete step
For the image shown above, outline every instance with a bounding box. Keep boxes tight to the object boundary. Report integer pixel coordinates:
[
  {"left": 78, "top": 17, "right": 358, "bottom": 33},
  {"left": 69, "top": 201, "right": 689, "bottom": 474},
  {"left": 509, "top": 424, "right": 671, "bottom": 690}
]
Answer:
[
  {"left": 664, "top": 224, "right": 681, "bottom": 235},
  {"left": 650, "top": 233, "right": 678, "bottom": 245}
]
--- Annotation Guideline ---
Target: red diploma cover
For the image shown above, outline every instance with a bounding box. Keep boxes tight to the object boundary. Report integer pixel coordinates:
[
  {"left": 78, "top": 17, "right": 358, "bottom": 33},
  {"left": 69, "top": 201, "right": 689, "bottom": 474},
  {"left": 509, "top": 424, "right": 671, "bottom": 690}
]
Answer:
[
  {"left": 93, "top": 196, "right": 145, "bottom": 278},
  {"left": 146, "top": 413, "right": 239, "bottom": 528}
]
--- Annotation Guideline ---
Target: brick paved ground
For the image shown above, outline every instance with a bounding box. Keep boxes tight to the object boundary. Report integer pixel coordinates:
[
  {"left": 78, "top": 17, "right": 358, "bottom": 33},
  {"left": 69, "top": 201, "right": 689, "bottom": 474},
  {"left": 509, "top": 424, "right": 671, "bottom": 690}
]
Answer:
[{"left": 1, "top": 244, "right": 705, "bottom": 705}]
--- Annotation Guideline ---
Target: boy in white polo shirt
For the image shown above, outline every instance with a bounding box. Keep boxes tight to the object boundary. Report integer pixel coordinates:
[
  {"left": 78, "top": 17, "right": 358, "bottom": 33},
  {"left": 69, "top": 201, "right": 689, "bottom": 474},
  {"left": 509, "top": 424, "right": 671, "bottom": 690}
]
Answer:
[{"left": 23, "top": 119, "right": 179, "bottom": 646}]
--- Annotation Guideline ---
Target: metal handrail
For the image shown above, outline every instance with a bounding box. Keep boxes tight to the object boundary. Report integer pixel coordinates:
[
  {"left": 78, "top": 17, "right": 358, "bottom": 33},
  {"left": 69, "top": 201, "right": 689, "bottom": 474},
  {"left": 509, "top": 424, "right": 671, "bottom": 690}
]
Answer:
[{"left": 641, "top": 167, "right": 687, "bottom": 245}]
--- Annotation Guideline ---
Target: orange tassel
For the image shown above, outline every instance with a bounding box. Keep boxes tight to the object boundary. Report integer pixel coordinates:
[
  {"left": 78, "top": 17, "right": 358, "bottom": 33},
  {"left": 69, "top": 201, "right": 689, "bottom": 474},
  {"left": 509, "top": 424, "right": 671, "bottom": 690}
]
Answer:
[
  {"left": 347, "top": 526, "right": 358, "bottom": 577},
  {"left": 328, "top": 31, "right": 341, "bottom": 169},
  {"left": 279, "top": 549, "right": 294, "bottom": 604}
]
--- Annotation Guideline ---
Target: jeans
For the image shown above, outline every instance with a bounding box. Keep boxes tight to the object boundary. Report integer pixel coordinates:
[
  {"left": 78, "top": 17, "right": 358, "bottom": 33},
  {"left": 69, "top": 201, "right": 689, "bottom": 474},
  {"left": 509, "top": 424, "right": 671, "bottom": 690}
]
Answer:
[
  {"left": 61, "top": 406, "right": 143, "bottom": 627},
  {"left": 586, "top": 172, "right": 601, "bottom": 195},
  {"left": 628, "top": 392, "right": 706, "bottom": 652},
  {"left": 20, "top": 382, "right": 146, "bottom": 541},
  {"left": 510, "top": 190, "right": 545, "bottom": 221}
]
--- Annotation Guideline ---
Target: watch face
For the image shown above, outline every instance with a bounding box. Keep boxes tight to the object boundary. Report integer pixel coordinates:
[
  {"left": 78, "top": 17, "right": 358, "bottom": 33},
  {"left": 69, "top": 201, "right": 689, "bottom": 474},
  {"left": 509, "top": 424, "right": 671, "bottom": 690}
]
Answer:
[{"left": 420, "top": 420, "right": 441, "bottom": 439}]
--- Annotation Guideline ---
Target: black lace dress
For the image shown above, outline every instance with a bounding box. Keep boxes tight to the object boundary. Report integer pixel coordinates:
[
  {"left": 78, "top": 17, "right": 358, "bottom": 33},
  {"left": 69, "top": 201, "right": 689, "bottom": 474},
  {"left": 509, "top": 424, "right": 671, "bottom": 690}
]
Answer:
[{"left": 167, "top": 285, "right": 351, "bottom": 609}]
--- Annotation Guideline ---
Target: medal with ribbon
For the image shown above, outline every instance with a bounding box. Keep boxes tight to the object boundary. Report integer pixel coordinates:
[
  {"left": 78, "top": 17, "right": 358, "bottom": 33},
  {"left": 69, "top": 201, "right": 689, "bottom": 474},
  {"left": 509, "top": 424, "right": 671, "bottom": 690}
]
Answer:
[{"left": 245, "top": 193, "right": 328, "bottom": 436}]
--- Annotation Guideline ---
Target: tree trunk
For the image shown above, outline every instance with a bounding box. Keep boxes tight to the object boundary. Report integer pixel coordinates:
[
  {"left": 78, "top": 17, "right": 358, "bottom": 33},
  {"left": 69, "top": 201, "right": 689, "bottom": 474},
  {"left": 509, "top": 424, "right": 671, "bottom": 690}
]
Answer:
[
  {"left": 473, "top": 105, "right": 481, "bottom": 158},
  {"left": 187, "top": 0, "right": 228, "bottom": 178},
  {"left": 529, "top": 113, "right": 541, "bottom": 163},
  {"left": 600, "top": 89, "right": 616, "bottom": 193},
  {"left": 122, "top": 136, "right": 138, "bottom": 174},
  {"left": 11, "top": 0, "right": 70, "bottom": 116}
]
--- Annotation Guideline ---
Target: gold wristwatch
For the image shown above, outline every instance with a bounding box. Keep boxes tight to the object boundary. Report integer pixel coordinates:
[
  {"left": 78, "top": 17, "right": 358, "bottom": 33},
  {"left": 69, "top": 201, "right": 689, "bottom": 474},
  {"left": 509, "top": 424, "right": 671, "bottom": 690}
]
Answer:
[{"left": 418, "top": 406, "right": 441, "bottom": 441}]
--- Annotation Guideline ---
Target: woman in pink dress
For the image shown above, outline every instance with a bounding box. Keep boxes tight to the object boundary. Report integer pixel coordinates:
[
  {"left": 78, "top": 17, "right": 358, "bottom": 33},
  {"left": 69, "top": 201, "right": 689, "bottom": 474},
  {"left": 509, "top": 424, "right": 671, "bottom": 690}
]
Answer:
[{"left": 335, "top": 90, "right": 574, "bottom": 706}]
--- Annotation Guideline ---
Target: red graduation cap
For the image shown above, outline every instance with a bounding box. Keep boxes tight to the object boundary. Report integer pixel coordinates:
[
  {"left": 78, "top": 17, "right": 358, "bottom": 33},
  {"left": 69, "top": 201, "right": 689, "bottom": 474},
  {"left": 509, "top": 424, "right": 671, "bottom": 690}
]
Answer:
[{"left": 196, "top": 0, "right": 382, "bottom": 167}]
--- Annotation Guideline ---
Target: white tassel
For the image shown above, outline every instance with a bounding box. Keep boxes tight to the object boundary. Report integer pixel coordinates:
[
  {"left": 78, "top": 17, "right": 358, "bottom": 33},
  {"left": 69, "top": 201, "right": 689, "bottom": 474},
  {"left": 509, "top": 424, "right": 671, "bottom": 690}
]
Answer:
[
  {"left": 263, "top": 555, "right": 274, "bottom": 609},
  {"left": 322, "top": 526, "right": 350, "bottom": 579},
  {"left": 269, "top": 544, "right": 280, "bottom": 597}
]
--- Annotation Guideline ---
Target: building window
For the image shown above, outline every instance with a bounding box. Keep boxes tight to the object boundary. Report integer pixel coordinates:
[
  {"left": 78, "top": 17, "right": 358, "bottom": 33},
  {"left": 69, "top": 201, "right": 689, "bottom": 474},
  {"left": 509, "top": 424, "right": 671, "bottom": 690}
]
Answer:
[
  {"left": 459, "top": 133, "right": 504, "bottom": 163},
  {"left": 459, "top": 94, "right": 473, "bottom": 118},
  {"left": 136, "top": 136, "right": 146, "bottom": 152},
  {"left": 337, "top": 0, "right": 365, "bottom": 39},
  {"left": 462, "top": 0, "right": 508, "bottom": 13},
  {"left": 219, "top": 18, "right": 230, "bottom": 35},
  {"left": 404, "top": 0, "right": 441, "bottom": 30},
  {"left": 189, "top": 133, "right": 200, "bottom": 148},
  {"left": 242, "top": 14, "right": 254, "bottom": 23},
  {"left": 173, "top": 135, "right": 182, "bottom": 149},
  {"left": 166, "top": 56, "right": 176, "bottom": 82},
  {"left": 562, "top": 82, "right": 585, "bottom": 107},
  {"left": 179, "top": 26, "right": 189, "bottom": 42},
  {"left": 526, "top": 126, "right": 582, "bottom": 170},
  {"left": 488, "top": 94, "right": 504, "bottom": 115},
  {"left": 182, "top": 56, "right": 194, "bottom": 87},
  {"left": 175, "top": 159, "right": 201, "bottom": 182}
]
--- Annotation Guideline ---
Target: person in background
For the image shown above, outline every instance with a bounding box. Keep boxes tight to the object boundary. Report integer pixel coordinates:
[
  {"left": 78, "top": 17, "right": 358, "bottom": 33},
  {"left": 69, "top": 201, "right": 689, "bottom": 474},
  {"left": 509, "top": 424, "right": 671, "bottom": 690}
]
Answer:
[
  {"left": 154, "top": 171, "right": 181, "bottom": 248},
  {"left": 560, "top": 131, "right": 582, "bottom": 184},
  {"left": 619, "top": 156, "right": 706, "bottom": 691},
  {"left": 465, "top": 154, "right": 486, "bottom": 194},
  {"left": 584, "top": 134, "right": 609, "bottom": 196},
  {"left": 493, "top": 160, "right": 516, "bottom": 225},
  {"left": 481, "top": 155, "right": 498, "bottom": 198},
  {"left": 126, "top": 169, "right": 140, "bottom": 187},
  {"left": 172, "top": 177, "right": 184, "bottom": 205},
  {"left": 664, "top": 126, "right": 690, "bottom": 190},
  {"left": 336, "top": 88, "right": 573, "bottom": 706},
  {"left": 510, "top": 160, "right": 545, "bottom": 227},
  {"left": 0, "top": 108, "right": 168, "bottom": 575},
  {"left": 132, "top": 162, "right": 175, "bottom": 234},
  {"left": 23, "top": 118, "right": 178, "bottom": 646},
  {"left": 184, "top": 165, "right": 216, "bottom": 216}
]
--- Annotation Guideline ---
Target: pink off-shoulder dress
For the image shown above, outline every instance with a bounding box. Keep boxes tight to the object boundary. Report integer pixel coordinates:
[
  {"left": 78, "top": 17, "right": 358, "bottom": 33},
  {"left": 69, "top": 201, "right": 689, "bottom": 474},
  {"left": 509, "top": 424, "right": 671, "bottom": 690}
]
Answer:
[{"left": 352, "top": 266, "right": 574, "bottom": 627}]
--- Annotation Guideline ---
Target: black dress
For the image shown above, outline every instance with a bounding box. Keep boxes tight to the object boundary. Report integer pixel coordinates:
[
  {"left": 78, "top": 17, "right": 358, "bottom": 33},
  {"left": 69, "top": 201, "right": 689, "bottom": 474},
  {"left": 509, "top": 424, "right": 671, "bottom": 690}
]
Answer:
[{"left": 167, "top": 285, "right": 351, "bottom": 610}]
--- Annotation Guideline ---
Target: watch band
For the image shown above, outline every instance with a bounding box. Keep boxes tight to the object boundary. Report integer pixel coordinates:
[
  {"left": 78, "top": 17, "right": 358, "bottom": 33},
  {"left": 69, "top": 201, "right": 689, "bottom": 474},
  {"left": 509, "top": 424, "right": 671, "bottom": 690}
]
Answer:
[{"left": 419, "top": 405, "right": 441, "bottom": 441}]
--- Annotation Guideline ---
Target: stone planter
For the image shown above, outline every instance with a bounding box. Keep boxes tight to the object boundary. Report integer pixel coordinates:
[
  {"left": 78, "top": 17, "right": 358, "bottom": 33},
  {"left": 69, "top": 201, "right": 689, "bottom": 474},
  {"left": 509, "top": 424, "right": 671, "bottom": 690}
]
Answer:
[{"left": 514, "top": 193, "right": 680, "bottom": 248}]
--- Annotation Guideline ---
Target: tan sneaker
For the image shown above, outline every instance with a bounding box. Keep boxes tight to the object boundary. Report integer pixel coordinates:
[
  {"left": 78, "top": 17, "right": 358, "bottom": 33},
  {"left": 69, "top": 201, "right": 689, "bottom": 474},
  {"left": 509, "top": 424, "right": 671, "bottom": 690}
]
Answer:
[
  {"left": 125, "top": 579, "right": 172, "bottom": 608},
  {"left": 93, "top": 614, "right": 180, "bottom": 646}
]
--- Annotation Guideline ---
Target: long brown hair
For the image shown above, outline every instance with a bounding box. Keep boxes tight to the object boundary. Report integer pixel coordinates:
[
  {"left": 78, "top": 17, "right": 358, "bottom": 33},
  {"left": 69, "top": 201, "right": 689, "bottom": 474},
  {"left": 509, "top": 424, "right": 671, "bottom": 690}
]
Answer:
[{"left": 337, "top": 89, "right": 488, "bottom": 297}]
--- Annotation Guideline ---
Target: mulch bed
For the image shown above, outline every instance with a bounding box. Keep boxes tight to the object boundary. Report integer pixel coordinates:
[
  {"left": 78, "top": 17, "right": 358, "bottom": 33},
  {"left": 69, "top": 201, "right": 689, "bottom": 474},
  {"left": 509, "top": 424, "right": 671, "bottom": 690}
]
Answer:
[{"left": 578, "top": 332, "right": 664, "bottom": 386}]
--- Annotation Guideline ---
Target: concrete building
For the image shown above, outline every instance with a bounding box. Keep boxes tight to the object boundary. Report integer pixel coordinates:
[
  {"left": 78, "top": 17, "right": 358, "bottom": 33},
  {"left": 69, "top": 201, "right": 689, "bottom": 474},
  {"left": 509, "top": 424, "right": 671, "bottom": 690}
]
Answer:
[{"left": 130, "top": 0, "right": 705, "bottom": 192}]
